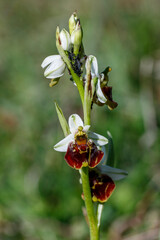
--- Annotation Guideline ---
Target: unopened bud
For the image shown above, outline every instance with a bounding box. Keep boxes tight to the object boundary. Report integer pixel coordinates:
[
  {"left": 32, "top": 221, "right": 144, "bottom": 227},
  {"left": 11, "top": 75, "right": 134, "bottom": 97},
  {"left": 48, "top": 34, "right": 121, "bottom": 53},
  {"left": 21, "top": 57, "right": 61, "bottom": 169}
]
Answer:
[
  {"left": 71, "top": 21, "right": 83, "bottom": 55},
  {"left": 69, "top": 12, "right": 78, "bottom": 34},
  {"left": 59, "top": 29, "right": 71, "bottom": 51}
]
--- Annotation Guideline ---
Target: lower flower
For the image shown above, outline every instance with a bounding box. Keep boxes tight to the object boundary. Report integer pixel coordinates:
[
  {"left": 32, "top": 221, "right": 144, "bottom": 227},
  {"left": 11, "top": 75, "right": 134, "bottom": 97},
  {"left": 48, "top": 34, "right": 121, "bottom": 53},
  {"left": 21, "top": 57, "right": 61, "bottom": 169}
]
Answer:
[
  {"left": 89, "top": 170, "right": 115, "bottom": 203},
  {"left": 81, "top": 161, "right": 127, "bottom": 203}
]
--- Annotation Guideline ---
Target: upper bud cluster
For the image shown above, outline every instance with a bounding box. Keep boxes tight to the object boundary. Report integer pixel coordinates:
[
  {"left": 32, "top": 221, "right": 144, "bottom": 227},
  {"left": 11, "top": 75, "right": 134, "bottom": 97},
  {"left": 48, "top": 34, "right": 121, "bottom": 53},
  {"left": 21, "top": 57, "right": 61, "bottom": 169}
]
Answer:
[
  {"left": 58, "top": 12, "right": 83, "bottom": 55},
  {"left": 41, "top": 12, "right": 118, "bottom": 111},
  {"left": 69, "top": 13, "right": 83, "bottom": 55}
]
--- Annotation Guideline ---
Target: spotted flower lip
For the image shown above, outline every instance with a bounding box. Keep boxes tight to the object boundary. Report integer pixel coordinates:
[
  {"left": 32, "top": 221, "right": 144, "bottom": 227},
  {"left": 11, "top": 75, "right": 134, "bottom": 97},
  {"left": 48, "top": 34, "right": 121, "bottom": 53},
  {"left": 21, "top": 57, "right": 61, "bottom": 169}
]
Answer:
[
  {"left": 88, "top": 162, "right": 127, "bottom": 203},
  {"left": 54, "top": 114, "right": 108, "bottom": 152},
  {"left": 89, "top": 170, "right": 116, "bottom": 203},
  {"left": 85, "top": 145, "right": 128, "bottom": 202},
  {"left": 41, "top": 55, "right": 65, "bottom": 79}
]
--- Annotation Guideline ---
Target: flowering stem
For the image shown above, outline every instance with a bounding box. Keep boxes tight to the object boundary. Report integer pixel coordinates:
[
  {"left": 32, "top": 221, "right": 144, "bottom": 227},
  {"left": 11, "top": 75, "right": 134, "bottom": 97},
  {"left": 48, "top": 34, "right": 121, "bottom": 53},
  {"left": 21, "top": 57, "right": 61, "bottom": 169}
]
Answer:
[
  {"left": 83, "top": 60, "right": 92, "bottom": 125},
  {"left": 81, "top": 79, "right": 99, "bottom": 239},
  {"left": 56, "top": 25, "right": 99, "bottom": 240},
  {"left": 81, "top": 168, "right": 99, "bottom": 240},
  {"left": 70, "top": 70, "right": 84, "bottom": 104}
]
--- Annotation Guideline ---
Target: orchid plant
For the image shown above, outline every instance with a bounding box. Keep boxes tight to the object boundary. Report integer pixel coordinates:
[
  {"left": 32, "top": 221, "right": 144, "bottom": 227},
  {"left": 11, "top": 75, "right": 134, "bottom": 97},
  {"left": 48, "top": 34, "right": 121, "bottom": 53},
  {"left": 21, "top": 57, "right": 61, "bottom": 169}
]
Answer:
[{"left": 41, "top": 12, "right": 127, "bottom": 240}]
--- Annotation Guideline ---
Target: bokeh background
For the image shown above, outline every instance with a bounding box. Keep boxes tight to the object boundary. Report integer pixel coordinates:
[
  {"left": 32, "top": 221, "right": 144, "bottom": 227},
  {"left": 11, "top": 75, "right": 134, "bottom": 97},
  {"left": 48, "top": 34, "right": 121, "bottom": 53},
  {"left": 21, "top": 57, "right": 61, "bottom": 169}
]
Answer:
[{"left": 0, "top": 0, "right": 160, "bottom": 239}]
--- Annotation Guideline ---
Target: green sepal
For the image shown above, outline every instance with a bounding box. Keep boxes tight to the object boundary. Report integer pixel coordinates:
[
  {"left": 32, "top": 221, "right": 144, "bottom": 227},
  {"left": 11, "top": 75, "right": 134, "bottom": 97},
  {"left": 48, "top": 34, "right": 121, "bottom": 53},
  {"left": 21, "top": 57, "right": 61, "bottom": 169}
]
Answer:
[
  {"left": 55, "top": 101, "right": 70, "bottom": 137},
  {"left": 106, "top": 131, "right": 115, "bottom": 167}
]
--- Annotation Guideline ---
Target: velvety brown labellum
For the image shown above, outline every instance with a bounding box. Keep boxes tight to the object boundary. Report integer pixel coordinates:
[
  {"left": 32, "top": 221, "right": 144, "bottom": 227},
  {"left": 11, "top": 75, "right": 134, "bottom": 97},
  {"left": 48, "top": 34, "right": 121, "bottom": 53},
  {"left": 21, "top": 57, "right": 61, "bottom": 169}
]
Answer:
[
  {"left": 89, "top": 171, "right": 115, "bottom": 203},
  {"left": 65, "top": 142, "right": 88, "bottom": 169},
  {"left": 88, "top": 142, "right": 104, "bottom": 168},
  {"left": 64, "top": 141, "right": 104, "bottom": 170}
]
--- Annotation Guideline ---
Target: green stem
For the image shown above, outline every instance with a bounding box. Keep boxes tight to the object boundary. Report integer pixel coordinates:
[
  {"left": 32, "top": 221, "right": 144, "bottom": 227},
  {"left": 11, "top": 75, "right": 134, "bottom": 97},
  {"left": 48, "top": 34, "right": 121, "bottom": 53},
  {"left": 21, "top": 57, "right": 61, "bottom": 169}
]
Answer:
[
  {"left": 56, "top": 27, "right": 99, "bottom": 239},
  {"left": 81, "top": 168, "right": 99, "bottom": 240},
  {"left": 82, "top": 72, "right": 99, "bottom": 239},
  {"left": 70, "top": 70, "right": 84, "bottom": 104}
]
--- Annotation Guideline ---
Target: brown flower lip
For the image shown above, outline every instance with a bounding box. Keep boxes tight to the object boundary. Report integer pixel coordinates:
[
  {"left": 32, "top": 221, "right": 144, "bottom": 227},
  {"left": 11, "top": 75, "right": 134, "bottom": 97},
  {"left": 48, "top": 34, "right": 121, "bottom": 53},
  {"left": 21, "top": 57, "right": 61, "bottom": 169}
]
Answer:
[
  {"left": 65, "top": 140, "right": 104, "bottom": 170},
  {"left": 89, "top": 170, "right": 115, "bottom": 203}
]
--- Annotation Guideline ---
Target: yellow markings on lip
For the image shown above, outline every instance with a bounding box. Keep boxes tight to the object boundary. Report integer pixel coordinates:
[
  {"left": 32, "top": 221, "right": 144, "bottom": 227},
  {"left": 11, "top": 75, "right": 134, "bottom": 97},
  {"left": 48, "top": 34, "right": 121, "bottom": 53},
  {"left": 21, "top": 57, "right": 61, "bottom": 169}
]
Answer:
[
  {"left": 92, "top": 196, "right": 98, "bottom": 202},
  {"left": 82, "top": 162, "right": 88, "bottom": 167}
]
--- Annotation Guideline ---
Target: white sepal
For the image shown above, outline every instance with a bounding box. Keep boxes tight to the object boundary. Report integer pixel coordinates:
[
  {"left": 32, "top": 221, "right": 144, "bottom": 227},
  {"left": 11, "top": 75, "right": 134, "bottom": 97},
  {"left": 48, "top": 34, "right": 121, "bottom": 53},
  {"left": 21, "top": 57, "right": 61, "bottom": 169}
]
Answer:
[
  {"left": 43, "top": 55, "right": 65, "bottom": 79},
  {"left": 85, "top": 55, "right": 98, "bottom": 77},
  {"left": 69, "top": 114, "right": 84, "bottom": 134},
  {"left": 88, "top": 131, "right": 108, "bottom": 146},
  {"left": 41, "top": 55, "right": 56, "bottom": 68},
  {"left": 96, "top": 79, "right": 106, "bottom": 103},
  {"left": 60, "top": 29, "right": 71, "bottom": 51},
  {"left": 54, "top": 134, "right": 73, "bottom": 152}
]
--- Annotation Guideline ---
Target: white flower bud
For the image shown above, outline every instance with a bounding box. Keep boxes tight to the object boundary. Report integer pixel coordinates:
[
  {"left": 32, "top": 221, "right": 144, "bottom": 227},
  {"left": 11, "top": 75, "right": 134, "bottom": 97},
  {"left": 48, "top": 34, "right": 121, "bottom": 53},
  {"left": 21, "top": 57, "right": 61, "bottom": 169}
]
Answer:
[
  {"left": 41, "top": 55, "right": 65, "bottom": 79},
  {"left": 59, "top": 29, "right": 71, "bottom": 51},
  {"left": 71, "top": 21, "right": 82, "bottom": 55},
  {"left": 69, "top": 12, "right": 78, "bottom": 34}
]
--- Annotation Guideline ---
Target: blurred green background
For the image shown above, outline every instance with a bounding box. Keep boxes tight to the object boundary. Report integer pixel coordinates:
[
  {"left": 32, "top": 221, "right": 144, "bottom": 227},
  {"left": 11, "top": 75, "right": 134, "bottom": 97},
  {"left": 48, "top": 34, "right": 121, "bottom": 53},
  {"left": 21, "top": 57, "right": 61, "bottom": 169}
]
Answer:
[{"left": 0, "top": 0, "right": 160, "bottom": 239}]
